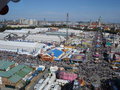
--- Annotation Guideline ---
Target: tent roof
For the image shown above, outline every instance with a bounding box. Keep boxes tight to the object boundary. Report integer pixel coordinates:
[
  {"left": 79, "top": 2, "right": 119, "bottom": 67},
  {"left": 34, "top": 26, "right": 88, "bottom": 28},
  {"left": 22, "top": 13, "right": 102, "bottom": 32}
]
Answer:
[
  {"left": 48, "top": 49, "right": 63, "bottom": 58},
  {"left": 0, "top": 61, "right": 15, "bottom": 70},
  {"left": 0, "top": 65, "right": 25, "bottom": 77},
  {"left": 8, "top": 66, "right": 33, "bottom": 83}
]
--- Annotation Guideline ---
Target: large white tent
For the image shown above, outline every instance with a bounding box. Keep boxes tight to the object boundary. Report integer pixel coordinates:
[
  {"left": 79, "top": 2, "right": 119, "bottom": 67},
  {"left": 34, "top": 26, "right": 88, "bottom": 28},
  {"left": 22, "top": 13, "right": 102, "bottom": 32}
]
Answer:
[
  {"left": 25, "top": 34, "right": 66, "bottom": 43},
  {"left": 4, "top": 28, "right": 49, "bottom": 34},
  {"left": 4, "top": 30, "right": 28, "bottom": 34},
  {"left": 0, "top": 33, "right": 9, "bottom": 40},
  {"left": 0, "top": 40, "right": 46, "bottom": 56},
  {"left": 59, "top": 28, "right": 83, "bottom": 35}
]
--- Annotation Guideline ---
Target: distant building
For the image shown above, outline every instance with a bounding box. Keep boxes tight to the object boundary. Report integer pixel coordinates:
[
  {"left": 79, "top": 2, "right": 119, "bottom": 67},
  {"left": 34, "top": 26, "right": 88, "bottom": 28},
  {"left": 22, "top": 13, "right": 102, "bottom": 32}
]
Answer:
[
  {"left": 88, "top": 22, "right": 98, "bottom": 29},
  {"left": 19, "top": 18, "right": 38, "bottom": 26},
  {"left": 97, "top": 16, "right": 102, "bottom": 28},
  {"left": 19, "top": 18, "right": 29, "bottom": 25}
]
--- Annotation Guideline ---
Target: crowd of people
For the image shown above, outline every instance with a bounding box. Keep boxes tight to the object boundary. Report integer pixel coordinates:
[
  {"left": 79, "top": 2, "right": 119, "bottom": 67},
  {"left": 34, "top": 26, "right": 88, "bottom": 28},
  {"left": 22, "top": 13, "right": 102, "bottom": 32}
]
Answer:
[
  {"left": 0, "top": 31, "right": 119, "bottom": 90},
  {"left": 76, "top": 31, "right": 120, "bottom": 89},
  {"left": 0, "top": 50, "right": 73, "bottom": 68}
]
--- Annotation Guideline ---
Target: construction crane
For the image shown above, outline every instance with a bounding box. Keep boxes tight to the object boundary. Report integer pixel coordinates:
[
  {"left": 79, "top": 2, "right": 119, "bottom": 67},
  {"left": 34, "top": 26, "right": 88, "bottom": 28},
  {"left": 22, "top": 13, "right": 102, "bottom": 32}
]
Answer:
[{"left": 0, "top": 0, "right": 20, "bottom": 15}]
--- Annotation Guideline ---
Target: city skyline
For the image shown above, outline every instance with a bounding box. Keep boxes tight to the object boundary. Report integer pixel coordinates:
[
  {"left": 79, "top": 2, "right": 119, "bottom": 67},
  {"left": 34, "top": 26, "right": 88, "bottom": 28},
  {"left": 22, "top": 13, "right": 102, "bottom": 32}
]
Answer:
[{"left": 0, "top": 0, "right": 120, "bottom": 23}]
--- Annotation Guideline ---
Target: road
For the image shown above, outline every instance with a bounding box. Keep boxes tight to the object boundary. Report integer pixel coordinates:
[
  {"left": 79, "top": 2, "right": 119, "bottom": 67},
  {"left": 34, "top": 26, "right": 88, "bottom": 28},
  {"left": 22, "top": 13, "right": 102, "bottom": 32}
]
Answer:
[{"left": 26, "top": 68, "right": 49, "bottom": 90}]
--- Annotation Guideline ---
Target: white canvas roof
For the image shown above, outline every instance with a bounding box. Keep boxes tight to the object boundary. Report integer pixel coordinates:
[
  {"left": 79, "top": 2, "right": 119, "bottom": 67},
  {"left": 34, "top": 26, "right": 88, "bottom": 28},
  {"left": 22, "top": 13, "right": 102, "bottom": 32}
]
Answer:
[
  {"left": 4, "top": 28, "right": 49, "bottom": 34},
  {"left": 25, "top": 34, "right": 65, "bottom": 43},
  {"left": 59, "top": 28, "right": 83, "bottom": 35},
  {"left": 0, "top": 40, "right": 46, "bottom": 56},
  {"left": 4, "top": 30, "right": 28, "bottom": 34},
  {"left": 0, "top": 33, "right": 9, "bottom": 40}
]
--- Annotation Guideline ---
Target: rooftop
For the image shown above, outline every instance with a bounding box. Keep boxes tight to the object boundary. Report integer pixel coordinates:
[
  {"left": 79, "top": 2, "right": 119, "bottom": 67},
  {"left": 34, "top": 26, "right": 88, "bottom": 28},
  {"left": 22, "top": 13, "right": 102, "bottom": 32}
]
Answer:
[
  {"left": 9, "top": 66, "right": 33, "bottom": 83},
  {"left": 0, "top": 61, "right": 33, "bottom": 83},
  {"left": 0, "top": 65, "right": 25, "bottom": 77},
  {"left": 0, "top": 61, "right": 15, "bottom": 71},
  {"left": 48, "top": 49, "right": 64, "bottom": 58},
  {"left": 0, "top": 40, "right": 46, "bottom": 56}
]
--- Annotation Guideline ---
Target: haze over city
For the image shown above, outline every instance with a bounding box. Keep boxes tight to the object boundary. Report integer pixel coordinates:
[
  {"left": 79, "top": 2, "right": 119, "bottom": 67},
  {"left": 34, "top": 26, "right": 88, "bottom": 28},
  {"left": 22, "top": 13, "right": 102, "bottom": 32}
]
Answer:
[{"left": 0, "top": 0, "right": 120, "bottom": 23}]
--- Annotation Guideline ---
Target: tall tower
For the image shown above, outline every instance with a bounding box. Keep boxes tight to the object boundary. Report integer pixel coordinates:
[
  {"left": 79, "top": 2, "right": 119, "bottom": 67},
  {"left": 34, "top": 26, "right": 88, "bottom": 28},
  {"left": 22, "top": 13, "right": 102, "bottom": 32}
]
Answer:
[
  {"left": 98, "top": 16, "right": 102, "bottom": 28},
  {"left": 44, "top": 18, "right": 46, "bottom": 26},
  {"left": 66, "top": 13, "right": 69, "bottom": 42},
  {"left": 89, "top": 19, "right": 92, "bottom": 26}
]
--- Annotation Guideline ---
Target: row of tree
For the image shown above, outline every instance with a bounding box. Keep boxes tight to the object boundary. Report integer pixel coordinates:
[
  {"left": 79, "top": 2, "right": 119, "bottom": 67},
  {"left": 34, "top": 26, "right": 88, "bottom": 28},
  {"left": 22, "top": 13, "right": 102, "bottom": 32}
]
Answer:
[
  {"left": 0, "top": 26, "right": 36, "bottom": 32},
  {"left": 0, "top": 25, "right": 120, "bottom": 34}
]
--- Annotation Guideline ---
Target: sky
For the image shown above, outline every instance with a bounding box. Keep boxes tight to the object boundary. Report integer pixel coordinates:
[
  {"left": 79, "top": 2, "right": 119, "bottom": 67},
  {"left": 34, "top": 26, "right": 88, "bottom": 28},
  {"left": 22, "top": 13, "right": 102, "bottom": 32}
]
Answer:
[{"left": 0, "top": 0, "right": 120, "bottom": 23}]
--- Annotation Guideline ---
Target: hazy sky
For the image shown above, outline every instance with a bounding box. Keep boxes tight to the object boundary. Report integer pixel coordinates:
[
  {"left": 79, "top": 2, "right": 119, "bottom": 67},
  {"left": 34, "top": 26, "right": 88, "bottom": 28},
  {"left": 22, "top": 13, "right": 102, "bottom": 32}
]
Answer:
[{"left": 0, "top": 0, "right": 120, "bottom": 23}]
